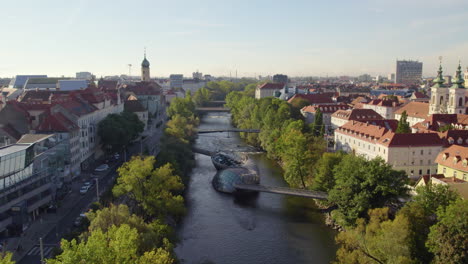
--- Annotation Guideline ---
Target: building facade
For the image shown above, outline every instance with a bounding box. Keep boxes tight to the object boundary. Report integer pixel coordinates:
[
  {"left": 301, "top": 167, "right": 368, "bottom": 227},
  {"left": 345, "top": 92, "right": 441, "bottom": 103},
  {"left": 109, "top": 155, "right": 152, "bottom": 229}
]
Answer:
[
  {"left": 255, "top": 83, "right": 284, "bottom": 99},
  {"left": 334, "top": 121, "right": 443, "bottom": 178},
  {"left": 395, "top": 60, "right": 423, "bottom": 84},
  {"left": 429, "top": 63, "right": 466, "bottom": 115},
  {"left": 273, "top": 74, "right": 288, "bottom": 84},
  {"left": 331, "top": 109, "right": 383, "bottom": 130},
  {"left": 169, "top": 74, "right": 184, "bottom": 89},
  {"left": 435, "top": 145, "right": 468, "bottom": 181}
]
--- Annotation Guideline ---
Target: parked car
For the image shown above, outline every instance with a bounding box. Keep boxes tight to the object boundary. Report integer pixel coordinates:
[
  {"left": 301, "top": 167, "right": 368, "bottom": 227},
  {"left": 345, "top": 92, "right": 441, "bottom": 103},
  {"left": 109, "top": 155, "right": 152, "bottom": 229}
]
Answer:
[
  {"left": 79, "top": 185, "right": 90, "bottom": 194},
  {"left": 94, "top": 164, "right": 109, "bottom": 172},
  {"left": 83, "top": 181, "right": 93, "bottom": 187}
]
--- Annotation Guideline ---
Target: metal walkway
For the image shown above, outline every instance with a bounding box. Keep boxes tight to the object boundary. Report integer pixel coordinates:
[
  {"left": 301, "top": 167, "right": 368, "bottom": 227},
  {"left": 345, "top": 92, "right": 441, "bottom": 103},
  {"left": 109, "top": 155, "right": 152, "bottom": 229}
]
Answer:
[
  {"left": 198, "top": 129, "right": 260, "bottom": 134},
  {"left": 234, "top": 184, "right": 328, "bottom": 200},
  {"left": 196, "top": 107, "right": 230, "bottom": 112}
]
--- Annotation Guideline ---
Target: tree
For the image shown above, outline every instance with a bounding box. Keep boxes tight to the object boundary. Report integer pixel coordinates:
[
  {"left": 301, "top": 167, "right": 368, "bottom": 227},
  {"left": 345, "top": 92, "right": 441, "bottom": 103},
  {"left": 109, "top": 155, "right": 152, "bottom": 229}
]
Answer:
[
  {"left": 312, "top": 152, "right": 345, "bottom": 192},
  {"left": 334, "top": 208, "right": 417, "bottom": 264},
  {"left": 48, "top": 224, "right": 174, "bottom": 264},
  {"left": 113, "top": 156, "right": 185, "bottom": 219},
  {"left": 167, "top": 96, "right": 195, "bottom": 119},
  {"left": 0, "top": 252, "right": 14, "bottom": 264},
  {"left": 165, "top": 114, "right": 198, "bottom": 143},
  {"left": 85, "top": 204, "right": 174, "bottom": 253},
  {"left": 98, "top": 111, "right": 145, "bottom": 151},
  {"left": 312, "top": 108, "right": 325, "bottom": 137},
  {"left": 427, "top": 199, "right": 468, "bottom": 264},
  {"left": 328, "top": 156, "right": 408, "bottom": 227},
  {"left": 412, "top": 184, "right": 460, "bottom": 216},
  {"left": 396, "top": 110, "right": 411, "bottom": 133},
  {"left": 193, "top": 87, "right": 211, "bottom": 106}
]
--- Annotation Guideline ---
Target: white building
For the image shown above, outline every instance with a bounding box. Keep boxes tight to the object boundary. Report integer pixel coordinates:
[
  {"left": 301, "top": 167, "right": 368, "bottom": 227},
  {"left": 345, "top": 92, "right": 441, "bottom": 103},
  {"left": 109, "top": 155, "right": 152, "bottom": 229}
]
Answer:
[
  {"left": 334, "top": 120, "right": 443, "bottom": 178},
  {"left": 331, "top": 109, "right": 383, "bottom": 130},
  {"left": 255, "top": 82, "right": 285, "bottom": 99},
  {"left": 362, "top": 98, "right": 402, "bottom": 119},
  {"left": 76, "top": 72, "right": 94, "bottom": 80},
  {"left": 394, "top": 102, "right": 430, "bottom": 127}
]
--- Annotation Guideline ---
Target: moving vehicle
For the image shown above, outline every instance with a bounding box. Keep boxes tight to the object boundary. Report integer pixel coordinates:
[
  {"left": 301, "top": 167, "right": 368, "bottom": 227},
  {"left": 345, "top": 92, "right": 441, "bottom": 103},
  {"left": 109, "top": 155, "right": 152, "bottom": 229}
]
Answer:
[
  {"left": 94, "top": 164, "right": 109, "bottom": 172},
  {"left": 79, "top": 185, "right": 90, "bottom": 194}
]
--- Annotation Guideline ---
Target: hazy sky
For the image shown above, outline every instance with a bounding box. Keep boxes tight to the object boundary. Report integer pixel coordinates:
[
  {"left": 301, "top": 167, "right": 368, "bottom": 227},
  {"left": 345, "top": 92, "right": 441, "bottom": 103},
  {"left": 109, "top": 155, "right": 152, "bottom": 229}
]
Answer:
[{"left": 1, "top": 0, "right": 467, "bottom": 78}]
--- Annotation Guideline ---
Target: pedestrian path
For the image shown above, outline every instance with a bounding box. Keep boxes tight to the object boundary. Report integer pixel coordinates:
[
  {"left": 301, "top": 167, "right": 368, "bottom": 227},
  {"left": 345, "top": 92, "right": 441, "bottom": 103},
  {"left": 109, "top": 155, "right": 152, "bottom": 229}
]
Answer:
[{"left": 26, "top": 244, "right": 55, "bottom": 258}]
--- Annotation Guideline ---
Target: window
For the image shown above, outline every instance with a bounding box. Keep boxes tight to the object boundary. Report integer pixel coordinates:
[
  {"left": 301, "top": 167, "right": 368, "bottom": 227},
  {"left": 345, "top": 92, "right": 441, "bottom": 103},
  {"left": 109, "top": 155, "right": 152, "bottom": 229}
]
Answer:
[
  {"left": 443, "top": 167, "right": 446, "bottom": 173},
  {"left": 428, "top": 160, "right": 431, "bottom": 165},
  {"left": 419, "top": 169, "right": 422, "bottom": 175},
  {"left": 427, "top": 169, "right": 430, "bottom": 174},
  {"left": 410, "top": 170, "right": 414, "bottom": 175},
  {"left": 459, "top": 97, "right": 463, "bottom": 107},
  {"left": 420, "top": 150, "right": 423, "bottom": 155},
  {"left": 420, "top": 160, "right": 423, "bottom": 165}
]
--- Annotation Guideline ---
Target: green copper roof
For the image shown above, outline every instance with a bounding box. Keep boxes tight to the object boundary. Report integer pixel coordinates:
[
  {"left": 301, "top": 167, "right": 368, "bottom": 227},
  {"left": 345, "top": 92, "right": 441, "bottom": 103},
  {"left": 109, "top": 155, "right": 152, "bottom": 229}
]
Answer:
[
  {"left": 431, "top": 63, "right": 445, "bottom": 88},
  {"left": 141, "top": 57, "right": 150, "bottom": 67},
  {"left": 450, "top": 62, "right": 465, "bottom": 89}
]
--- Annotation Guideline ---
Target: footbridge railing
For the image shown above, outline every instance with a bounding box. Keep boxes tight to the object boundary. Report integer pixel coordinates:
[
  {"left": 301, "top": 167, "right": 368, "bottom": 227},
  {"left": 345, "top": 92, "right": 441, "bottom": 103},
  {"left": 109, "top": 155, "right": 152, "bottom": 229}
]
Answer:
[{"left": 233, "top": 183, "right": 328, "bottom": 200}]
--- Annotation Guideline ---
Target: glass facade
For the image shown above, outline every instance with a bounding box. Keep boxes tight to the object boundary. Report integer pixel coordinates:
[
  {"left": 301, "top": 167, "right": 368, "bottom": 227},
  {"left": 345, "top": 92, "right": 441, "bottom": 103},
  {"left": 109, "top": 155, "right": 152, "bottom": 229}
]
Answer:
[{"left": 0, "top": 146, "right": 34, "bottom": 191}]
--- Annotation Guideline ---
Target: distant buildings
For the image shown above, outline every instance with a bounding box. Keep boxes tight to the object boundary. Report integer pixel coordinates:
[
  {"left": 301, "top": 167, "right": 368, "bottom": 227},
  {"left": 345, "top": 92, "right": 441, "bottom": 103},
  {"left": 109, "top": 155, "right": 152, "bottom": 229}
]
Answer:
[
  {"left": 193, "top": 71, "right": 203, "bottom": 80},
  {"left": 75, "top": 72, "right": 94, "bottom": 80},
  {"left": 388, "top": 73, "right": 395, "bottom": 83},
  {"left": 395, "top": 60, "right": 422, "bottom": 84},
  {"left": 301, "top": 104, "right": 350, "bottom": 127},
  {"left": 169, "top": 74, "right": 184, "bottom": 89},
  {"left": 362, "top": 97, "right": 402, "bottom": 119},
  {"left": 331, "top": 108, "right": 383, "bottom": 130},
  {"left": 273, "top": 74, "right": 288, "bottom": 84}
]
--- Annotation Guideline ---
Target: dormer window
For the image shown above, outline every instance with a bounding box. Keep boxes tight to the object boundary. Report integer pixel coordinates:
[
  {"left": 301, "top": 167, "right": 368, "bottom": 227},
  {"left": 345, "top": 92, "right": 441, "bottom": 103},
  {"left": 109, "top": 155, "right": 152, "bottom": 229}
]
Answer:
[
  {"left": 448, "top": 138, "right": 454, "bottom": 144},
  {"left": 443, "top": 153, "right": 448, "bottom": 160},
  {"left": 463, "top": 159, "right": 467, "bottom": 167}
]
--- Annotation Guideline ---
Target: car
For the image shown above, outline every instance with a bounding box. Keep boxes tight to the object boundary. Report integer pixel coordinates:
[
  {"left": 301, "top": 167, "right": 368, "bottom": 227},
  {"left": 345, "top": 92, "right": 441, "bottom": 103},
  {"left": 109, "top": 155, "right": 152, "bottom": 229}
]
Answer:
[
  {"left": 73, "top": 216, "right": 83, "bottom": 227},
  {"left": 94, "top": 164, "right": 109, "bottom": 172},
  {"left": 83, "top": 181, "right": 94, "bottom": 187},
  {"left": 79, "top": 185, "right": 90, "bottom": 194}
]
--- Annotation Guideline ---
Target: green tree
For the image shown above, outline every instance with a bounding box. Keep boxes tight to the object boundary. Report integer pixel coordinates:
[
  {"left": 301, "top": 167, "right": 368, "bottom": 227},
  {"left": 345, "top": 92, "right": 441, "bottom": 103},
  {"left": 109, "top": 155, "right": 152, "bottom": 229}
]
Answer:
[
  {"left": 312, "top": 108, "right": 325, "bottom": 137},
  {"left": 427, "top": 199, "right": 468, "bottom": 264},
  {"left": 328, "top": 156, "right": 408, "bottom": 227},
  {"left": 412, "top": 184, "right": 460, "bottom": 216},
  {"left": 312, "top": 152, "right": 345, "bottom": 192},
  {"left": 193, "top": 87, "right": 212, "bottom": 106},
  {"left": 167, "top": 95, "right": 196, "bottom": 119},
  {"left": 165, "top": 114, "right": 199, "bottom": 143},
  {"left": 396, "top": 110, "right": 411, "bottom": 133},
  {"left": 334, "top": 208, "right": 416, "bottom": 264},
  {"left": 98, "top": 111, "right": 145, "bottom": 151},
  {"left": 48, "top": 225, "right": 174, "bottom": 264},
  {"left": 85, "top": 204, "right": 174, "bottom": 254},
  {"left": 0, "top": 252, "right": 14, "bottom": 264},
  {"left": 113, "top": 156, "right": 185, "bottom": 219}
]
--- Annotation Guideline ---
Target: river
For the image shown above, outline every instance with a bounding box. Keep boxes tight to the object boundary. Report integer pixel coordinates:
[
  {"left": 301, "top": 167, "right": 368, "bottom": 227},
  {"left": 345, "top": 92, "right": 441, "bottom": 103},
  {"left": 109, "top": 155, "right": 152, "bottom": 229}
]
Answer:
[{"left": 175, "top": 112, "right": 337, "bottom": 264}]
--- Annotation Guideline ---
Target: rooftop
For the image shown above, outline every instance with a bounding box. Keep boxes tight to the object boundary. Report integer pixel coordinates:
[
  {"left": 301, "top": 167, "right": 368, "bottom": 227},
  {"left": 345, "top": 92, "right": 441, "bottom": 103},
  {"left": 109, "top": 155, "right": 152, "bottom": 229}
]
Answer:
[
  {"left": 331, "top": 108, "right": 383, "bottom": 121},
  {"left": 17, "top": 134, "right": 54, "bottom": 144},
  {"left": 0, "top": 144, "right": 31, "bottom": 157},
  {"left": 435, "top": 145, "right": 468, "bottom": 172}
]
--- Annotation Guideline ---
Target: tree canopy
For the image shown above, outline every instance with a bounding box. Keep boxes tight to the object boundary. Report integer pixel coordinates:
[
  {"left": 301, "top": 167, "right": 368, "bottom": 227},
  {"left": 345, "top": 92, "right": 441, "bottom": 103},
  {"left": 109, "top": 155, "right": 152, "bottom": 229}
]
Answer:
[
  {"left": 328, "top": 155, "right": 408, "bottom": 227},
  {"left": 113, "top": 156, "right": 185, "bottom": 220},
  {"left": 98, "top": 111, "right": 145, "bottom": 151}
]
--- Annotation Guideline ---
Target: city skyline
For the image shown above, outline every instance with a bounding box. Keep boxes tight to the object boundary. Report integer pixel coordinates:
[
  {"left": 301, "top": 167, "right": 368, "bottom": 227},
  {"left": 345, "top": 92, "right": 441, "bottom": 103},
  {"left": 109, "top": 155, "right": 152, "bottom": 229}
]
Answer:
[{"left": 1, "top": 0, "right": 468, "bottom": 78}]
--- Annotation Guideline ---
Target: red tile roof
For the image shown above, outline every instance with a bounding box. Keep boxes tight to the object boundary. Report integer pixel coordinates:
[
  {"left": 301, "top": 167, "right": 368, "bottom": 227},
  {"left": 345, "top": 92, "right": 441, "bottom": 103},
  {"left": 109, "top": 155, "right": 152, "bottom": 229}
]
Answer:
[
  {"left": 436, "top": 130, "right": 468, "bottom": 147},
  {"left": 301, "top": 104, "right": 349, "bottom": 113},
  {"left": 36, "top": 112, "right": 79, "bottom": 132},
  {"left": 125, "top": 82, "right": 162, "bottom": 95},
  {"left": 365, "top": 98, "right": 401, "bottom": 107},
  {"left": 411, "top": 92, "right": 429, "bottom": 99},
  {"left": 394, "top": 102, "right": 429, "bottom": 119},
  {"left": 257, "top": 82, "right": 285, "bottom": 90},
  {"left": 287, "top": 94, "right": 334, "bottom": 104},
  {"left": 98, "top": 80, "right": 118, "bottom": 90},
  {"left": 378, "top": 132, "right": 443, "bottom": 147},
  {"left": 435, "top": 145, "right": 468, "bottom": 173},
  {"left": 332, "top": 109, "right": 383, "bottom": 121}
]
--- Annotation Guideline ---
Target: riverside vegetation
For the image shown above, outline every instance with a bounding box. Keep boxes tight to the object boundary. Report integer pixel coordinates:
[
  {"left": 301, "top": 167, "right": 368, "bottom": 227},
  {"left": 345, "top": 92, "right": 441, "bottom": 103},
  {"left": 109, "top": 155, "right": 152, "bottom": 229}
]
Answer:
[{"left": 226, "top": 89, "right": 467, "bottom": 264}]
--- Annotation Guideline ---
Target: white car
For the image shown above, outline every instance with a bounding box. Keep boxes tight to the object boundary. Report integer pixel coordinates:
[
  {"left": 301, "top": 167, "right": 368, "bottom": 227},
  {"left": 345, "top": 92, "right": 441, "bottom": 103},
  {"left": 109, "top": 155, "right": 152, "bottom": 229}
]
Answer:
[
  {"left": 94, "top": 164, "right": 109, "bottom": 172},
  {"left": 79, "top": 185, "right": 90, "bottom": 194}
]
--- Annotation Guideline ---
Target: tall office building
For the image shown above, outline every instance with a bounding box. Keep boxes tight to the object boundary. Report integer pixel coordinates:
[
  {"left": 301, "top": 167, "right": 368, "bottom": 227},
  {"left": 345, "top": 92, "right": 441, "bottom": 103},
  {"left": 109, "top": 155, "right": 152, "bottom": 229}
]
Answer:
[
  {"left": 395, "top": 60, "right": 423, "bottom": 84},
  {"left": 169, "top": 74, "right": 184, "bottom": 88},
  {"left": 273, "top": 74, "right": 288, "bottom": 84}
]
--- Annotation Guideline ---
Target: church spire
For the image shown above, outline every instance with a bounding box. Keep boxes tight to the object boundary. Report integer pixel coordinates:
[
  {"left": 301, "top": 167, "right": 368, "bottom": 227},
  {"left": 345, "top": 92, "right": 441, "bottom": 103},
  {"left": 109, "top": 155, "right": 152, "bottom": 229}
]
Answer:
[
  {"left": 451, "top": 60, "right": 465, "bottom": 89},
  {"left": 432, "top": 57, "right": 445, "bottom": 88}
]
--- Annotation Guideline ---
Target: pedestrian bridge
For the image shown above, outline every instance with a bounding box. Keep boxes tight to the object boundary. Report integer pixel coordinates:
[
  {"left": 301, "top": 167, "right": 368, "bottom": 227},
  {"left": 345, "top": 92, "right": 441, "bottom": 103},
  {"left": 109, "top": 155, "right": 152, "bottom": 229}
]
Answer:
[
  {"left": 195, "top": 107, "right": 230, "bottom": 112},
  {"left": 198, "top": 129, "right": 260, "bottom": 134},
  {"left": 233, "top": 183, "right": 328, "bottom": 200}
]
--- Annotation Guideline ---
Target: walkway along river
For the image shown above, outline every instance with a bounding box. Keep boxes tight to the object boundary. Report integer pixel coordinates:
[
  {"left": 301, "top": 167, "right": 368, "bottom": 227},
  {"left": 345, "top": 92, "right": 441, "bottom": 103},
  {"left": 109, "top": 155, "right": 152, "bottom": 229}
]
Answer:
[{"left": 175, "top": 112, "right": 337, "bottom": 264}]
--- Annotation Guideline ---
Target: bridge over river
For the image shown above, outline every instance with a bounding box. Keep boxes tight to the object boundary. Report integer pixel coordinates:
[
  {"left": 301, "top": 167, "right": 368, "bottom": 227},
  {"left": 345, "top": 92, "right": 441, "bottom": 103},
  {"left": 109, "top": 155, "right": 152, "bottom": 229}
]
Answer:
[{"left": 198, "top": 128, "right": 260, "bottom": 134}]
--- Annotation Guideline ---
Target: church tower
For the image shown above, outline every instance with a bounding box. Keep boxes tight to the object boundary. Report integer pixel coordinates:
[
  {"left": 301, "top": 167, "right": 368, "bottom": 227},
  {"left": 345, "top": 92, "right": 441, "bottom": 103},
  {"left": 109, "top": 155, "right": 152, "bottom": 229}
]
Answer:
[
  {"left": 141, "top": 49, "right": 150, "bottom": 82},
  {"left": 448, "top": 62, "right": 466, "bottom": 114},
  {"left": 429, "top": 60, "right": 448, "bottom": 114}
]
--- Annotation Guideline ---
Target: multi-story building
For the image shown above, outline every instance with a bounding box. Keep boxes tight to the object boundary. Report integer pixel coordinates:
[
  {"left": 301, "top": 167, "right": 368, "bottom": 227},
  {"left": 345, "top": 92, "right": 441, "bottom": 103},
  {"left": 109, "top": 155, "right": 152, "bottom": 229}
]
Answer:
[
  {"left": 301, "top": 104, "right": 349, "bottom": 129},
  {"left": 76, "top": 72, "right": 94, "bottom": 80},
  {"left": 124, "top": 100, "right": 148, "bottom": 131},
  {"left": 169, "top": 74, "right": 184, "bottom": 89},
  {"left": 334, "top": 120, "right": 443, "bottom": 178},
  {"left": 273, "top": 74, "right": 288, "bottom": 84},
  {"left": 255, "top": 82, "right": 285, "bottom": 99},
  {"left": 0, "top": 134, "right": 66, "bottom": 235},
  {"left": 429, "top": 62, "right": 466, "bottom": 115},
  {"left": 395, "top": 60, "right": 423, "bottom": 84},
  {"left": 362, "top": 97, "right": 402, "bottom": 119},
  {"left": 464, "top": 67, "right": 468, "bottom": 87},
  {"left": 435, "top": 145, "right": 468, "bottom": 181},
  {"left": 331, "top": 109, "right": 383, "bottom": 130},
  {"left": 394, "top": 102, "right": 430, "bottom": 127}
]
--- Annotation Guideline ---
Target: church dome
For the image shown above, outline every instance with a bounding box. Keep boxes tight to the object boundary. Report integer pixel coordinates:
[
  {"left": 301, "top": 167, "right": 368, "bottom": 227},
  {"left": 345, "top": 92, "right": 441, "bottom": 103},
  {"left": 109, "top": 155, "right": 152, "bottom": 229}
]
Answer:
[{"left": 141, "top": 57, "right": 150, "bottom": 68}]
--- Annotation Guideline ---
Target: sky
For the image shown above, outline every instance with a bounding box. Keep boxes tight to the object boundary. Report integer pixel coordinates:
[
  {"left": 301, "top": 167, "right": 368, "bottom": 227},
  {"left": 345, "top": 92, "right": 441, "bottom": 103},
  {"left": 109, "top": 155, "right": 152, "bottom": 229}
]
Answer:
[{"left": 1, "top": 0, "right": 468, "bottom": 78}]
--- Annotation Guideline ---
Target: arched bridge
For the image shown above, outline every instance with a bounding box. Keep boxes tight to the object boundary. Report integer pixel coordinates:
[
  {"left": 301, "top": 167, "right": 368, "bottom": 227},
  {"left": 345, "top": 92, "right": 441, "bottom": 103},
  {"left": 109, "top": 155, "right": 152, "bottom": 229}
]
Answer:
[
  {"left": 198, "top": 129, "right": 260, "bottom": 134},
  {"left": 234, "top": 183, "right": 328, "bottom": 200}
]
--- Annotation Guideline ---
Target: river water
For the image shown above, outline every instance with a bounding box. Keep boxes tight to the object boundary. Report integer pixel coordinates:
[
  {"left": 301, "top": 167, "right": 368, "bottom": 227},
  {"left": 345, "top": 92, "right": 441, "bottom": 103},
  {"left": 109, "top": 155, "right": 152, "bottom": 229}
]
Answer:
[{"left": 175, "top": 112, "right": 337, "bottom": 264}]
